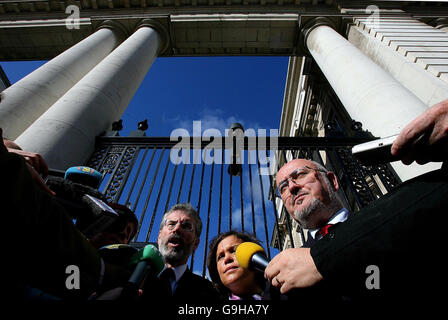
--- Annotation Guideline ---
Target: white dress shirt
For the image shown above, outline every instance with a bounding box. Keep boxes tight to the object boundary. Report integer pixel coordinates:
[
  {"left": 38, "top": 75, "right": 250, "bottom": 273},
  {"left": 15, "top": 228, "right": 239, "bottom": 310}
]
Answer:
[{"left": 308, "top": 208, "right": 349, "bottom": 241}]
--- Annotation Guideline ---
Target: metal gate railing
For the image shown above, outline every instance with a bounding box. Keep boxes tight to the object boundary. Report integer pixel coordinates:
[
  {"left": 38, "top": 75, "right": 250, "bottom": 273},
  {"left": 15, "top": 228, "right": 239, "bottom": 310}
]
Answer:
[{"left": 86, "top": 135, "right": 400, "bottom": 278}]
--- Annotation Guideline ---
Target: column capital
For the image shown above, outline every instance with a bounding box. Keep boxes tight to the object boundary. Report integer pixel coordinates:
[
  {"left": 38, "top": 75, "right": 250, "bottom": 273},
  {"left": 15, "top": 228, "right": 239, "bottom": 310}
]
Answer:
[
  {"left": 96, "top": 20, "right": 129, "bottom": 43},
  {"left": 136, "top": 19, "right": 170, "bottom": 56},
  {"left": 298, "top": 17, "right": 336, "bottom": 55}
]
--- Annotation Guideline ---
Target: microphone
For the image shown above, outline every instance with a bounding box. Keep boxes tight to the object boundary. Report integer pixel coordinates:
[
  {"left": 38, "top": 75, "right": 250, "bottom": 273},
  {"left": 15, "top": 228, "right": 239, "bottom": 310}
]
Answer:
[
  {"left": 60, "top": 166, "right": 116, "bottom": 237},
  {"left": 235, "top": 242, "right": 269, "bottom": 272},
  {"left": 127, "top": 244, "right": 165, "bottom": 287},
  {"left": 96, "top": 244, "right": 165, "bottom": 300},
  {"left": 64, "top": 166, "right": 102, "bottom": 189}
]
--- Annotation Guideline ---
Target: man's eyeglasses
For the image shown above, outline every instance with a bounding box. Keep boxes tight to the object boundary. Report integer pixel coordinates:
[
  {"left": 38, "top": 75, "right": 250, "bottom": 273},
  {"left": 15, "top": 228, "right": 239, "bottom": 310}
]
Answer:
[
  {"left": 276, "top": 166, "right": 326, "bottom": 198},
  {"left": 164, "top": 219, "right": 194, "bottom": 232}
]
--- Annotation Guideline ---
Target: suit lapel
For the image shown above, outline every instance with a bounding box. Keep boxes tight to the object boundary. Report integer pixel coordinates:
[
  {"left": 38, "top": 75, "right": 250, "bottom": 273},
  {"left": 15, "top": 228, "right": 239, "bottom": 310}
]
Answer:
[{"left": 302, "top": 231, "right": 316, "bottom": 248}]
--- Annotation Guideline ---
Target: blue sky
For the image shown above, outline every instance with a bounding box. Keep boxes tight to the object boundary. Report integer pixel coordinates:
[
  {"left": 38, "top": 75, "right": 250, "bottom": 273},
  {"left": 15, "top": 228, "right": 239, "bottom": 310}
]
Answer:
[
  {"left": 124, "top": 56, "right": 288, "bottom": 137},
  {"left": 1, "top": 56, "right": 288, "bottom": 275},
  {"left": 1, "top": 56, "right": 288, "bottom": 136}
]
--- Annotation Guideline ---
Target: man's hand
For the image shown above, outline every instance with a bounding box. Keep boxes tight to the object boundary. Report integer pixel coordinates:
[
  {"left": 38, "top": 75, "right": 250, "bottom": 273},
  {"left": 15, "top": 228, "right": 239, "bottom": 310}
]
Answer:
[
  {"left": 8, "top": 148, "right": 49, "bottom": 178},
  {"left": 4, "top": 139, "right": 49, "bottom": 178},
  {"left": 392, "top": 99, "right": 448, "bottom": 165},
  {"left": 264, "top": 248, "right": 323, "bottom": 294},
  {"left": 2, "top": 137, "right": 54, "bottom": 196}
]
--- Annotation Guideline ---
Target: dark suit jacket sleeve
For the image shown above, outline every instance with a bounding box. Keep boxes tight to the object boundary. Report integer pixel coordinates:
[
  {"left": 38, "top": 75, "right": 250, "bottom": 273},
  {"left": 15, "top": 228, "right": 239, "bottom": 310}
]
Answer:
[
  {"left": 174, "top": 269, "right": 221, "bottom": 302},
  {"left": 310, "top": 168, "right": 448, "bottom": 300}
]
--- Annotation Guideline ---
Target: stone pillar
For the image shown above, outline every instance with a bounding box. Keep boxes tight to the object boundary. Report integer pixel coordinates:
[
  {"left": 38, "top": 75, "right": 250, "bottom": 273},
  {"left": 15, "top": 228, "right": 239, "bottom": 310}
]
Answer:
[
  {"left": 16, "top": 20, "right": 169, "bottom": 170},
  {"left": 0, "top": 21, "right": 126, "bottom": 140},
  {"left": 301, "top": 18, "right": 441, "bottom": 181},
  {"left": 348, "top": 16, "right": 448, "bottom": 107}
]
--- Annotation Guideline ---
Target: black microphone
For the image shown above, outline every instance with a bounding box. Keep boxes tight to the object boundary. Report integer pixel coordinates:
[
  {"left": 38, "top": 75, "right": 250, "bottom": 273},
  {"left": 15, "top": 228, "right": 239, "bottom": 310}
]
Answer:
[{"left": 235, "top": 242, "right": 269, "bottom": 272}]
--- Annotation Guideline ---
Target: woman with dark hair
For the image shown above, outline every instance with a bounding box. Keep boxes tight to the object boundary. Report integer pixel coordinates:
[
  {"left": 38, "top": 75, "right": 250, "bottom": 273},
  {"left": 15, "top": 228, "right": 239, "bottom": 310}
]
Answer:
[{"left": 207, "top": 230, "right": 267, "bottom": 300}]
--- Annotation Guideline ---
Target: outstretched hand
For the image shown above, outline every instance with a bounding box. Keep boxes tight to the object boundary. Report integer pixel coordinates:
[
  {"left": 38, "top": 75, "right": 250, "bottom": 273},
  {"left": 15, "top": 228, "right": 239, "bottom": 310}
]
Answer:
[
  {"left": 264, "top": 248, "right": 323, "bottom": 294},
  {"left": 392, "top": 99, "right": 448, "bottom": 165},
  {"left": 7, "top": 147, "right": 49, "bottom": 178},
  {"left": 2, "top": 133, "right": 55, "bottom": 196}
]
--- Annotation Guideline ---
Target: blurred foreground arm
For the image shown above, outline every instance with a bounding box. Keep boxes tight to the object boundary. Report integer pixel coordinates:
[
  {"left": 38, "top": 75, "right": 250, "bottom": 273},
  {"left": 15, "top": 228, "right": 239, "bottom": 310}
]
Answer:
[
  {"left": 2, "top": 135, "right": 54, "bottom": 196},
  {"left": 3, "top": 138, "right": 48, "bottom": 177}
]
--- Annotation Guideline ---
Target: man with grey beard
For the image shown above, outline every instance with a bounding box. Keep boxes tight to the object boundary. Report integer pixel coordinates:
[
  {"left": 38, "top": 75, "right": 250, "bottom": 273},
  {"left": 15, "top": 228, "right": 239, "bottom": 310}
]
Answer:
[
  {"left": 264, "top": 101, "right": 448, "bottom": 308},
  {"left": 262, "top": 158, "right": 351, "bottom": 303},
  {"left": 274, "top": 158, "right": 348, "bottom": 247},
  {"left": 157, "top": 203, "right": 201, "bottom": 268},
  {"left": 141, "top": 203, "right": 219, "bottom": 302}
]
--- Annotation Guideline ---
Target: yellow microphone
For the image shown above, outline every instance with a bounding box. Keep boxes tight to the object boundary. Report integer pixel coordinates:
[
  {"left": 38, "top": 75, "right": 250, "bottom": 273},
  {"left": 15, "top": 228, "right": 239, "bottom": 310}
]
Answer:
[{"left": 235, "top": 242, "right": 269, "bottom": 272}]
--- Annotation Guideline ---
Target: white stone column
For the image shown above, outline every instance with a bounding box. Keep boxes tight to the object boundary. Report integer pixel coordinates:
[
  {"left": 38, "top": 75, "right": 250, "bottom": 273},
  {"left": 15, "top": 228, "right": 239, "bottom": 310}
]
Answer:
[
  {"left": 303, "top": 20, "right": 441, "bottom": 181},
  {"left": 16, "top": 20, "right": 168, "bottom": 170},
  {"left": 348, "top": 16, "right": 448, "bottom": 107},
  {"left": 0, "top": 21, "right": 126, "bottom": 140}
]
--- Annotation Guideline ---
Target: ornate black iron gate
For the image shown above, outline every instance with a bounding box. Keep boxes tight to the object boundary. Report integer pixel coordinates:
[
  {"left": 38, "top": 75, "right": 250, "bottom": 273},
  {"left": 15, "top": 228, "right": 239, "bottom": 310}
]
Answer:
[{"left": 86, "top": 135, "right": 400, "bottom": 277}]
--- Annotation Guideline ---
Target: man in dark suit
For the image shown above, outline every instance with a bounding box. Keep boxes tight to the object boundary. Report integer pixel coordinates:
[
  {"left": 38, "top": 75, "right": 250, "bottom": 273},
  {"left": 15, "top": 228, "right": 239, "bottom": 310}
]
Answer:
[
  {"left": 271, "top": 157, "right": 351, "bottom": 304},
  {"left": 141, "top": 203, "right": 220, "bottom": 302},
  {"left": 265, "top": 99, "right": 448, "bottom": 307}
]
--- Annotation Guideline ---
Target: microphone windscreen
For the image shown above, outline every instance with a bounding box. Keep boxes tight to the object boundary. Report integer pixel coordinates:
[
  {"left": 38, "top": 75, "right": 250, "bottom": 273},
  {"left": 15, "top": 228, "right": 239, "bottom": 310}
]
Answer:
[
  {"left": 137, "top": 244, "right": 165, "bottom": 274},
  {"left": 235, "top": 242, "right": 266, "bottom": 269},
  {"left": 65, "top": 166, "right": 102, "bottom": 189}
]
